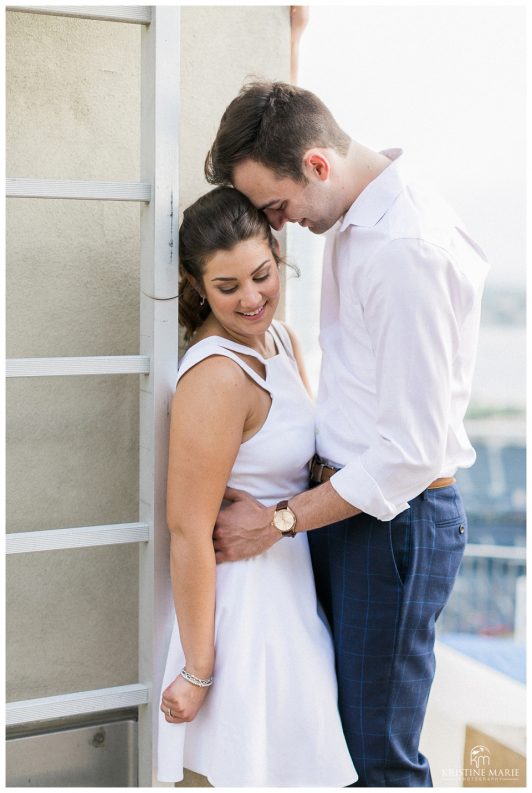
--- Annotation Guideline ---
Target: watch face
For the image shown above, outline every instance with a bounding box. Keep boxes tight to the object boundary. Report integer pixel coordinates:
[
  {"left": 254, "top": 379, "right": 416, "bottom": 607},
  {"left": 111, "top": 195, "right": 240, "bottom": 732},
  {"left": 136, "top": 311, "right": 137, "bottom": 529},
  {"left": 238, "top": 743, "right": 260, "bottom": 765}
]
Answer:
[{"left": 275, "top": 508, "right": 295, "bottom": 532}]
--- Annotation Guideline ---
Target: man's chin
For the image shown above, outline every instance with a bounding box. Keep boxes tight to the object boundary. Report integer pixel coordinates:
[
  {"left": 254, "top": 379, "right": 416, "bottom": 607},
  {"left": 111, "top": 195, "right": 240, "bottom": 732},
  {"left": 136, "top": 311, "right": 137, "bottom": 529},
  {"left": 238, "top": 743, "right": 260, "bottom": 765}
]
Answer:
[{"left": 307, "top": 220, "right": 332, "bottom": 235}]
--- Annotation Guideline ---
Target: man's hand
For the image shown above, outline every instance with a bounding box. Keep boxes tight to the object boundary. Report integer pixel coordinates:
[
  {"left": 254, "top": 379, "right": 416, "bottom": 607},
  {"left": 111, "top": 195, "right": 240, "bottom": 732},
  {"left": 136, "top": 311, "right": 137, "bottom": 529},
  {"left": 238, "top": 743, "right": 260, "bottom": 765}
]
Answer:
[{"left": 213, "top": 487, "right": 279, "bottom": 563}]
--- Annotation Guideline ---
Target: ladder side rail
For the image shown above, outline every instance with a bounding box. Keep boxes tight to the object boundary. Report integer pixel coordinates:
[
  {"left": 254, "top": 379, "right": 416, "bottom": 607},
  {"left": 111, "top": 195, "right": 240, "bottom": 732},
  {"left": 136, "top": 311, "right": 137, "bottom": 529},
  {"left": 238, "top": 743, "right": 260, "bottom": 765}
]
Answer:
[{"left": 138, "top": 7, "right": 181, "bottom": 787}]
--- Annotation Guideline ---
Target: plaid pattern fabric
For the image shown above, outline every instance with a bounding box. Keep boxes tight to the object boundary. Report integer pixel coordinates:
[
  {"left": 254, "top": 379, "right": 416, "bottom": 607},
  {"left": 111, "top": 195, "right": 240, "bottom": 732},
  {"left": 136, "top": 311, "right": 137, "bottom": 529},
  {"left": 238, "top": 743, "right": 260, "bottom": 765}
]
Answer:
[{"left": 308, "top": 484, "right": 467, "bottom": 787}]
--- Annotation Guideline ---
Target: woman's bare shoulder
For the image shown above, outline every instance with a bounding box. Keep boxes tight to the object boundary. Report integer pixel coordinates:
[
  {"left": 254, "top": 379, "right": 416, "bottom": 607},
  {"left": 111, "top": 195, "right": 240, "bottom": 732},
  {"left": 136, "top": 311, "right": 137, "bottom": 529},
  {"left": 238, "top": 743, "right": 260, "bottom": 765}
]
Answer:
[{"left": 176, "top": 352, "right": 248, "bottom": 398}]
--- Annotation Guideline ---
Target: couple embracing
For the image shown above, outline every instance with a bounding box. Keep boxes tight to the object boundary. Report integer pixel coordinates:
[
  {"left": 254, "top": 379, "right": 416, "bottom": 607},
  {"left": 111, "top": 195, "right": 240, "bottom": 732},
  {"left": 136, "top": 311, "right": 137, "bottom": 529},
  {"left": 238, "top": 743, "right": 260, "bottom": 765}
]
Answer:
[{"left": 157, "top": 82, "right": 489, "bottom": 787}]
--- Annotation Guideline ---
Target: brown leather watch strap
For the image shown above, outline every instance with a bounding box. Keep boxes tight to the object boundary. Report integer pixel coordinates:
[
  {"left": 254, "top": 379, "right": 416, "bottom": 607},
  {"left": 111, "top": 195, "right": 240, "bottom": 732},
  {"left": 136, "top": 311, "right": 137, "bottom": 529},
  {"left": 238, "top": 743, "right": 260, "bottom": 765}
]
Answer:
[{"left": 273, "top": 500, "right": 297, "bottom": 537}]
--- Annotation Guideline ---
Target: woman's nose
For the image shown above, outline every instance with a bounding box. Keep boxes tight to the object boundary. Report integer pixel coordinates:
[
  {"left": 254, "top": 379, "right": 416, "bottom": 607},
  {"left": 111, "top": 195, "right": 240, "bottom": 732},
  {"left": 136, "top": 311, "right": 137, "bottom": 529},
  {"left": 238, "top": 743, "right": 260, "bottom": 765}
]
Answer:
[{"left": 240, "top": 283, "right": 263, "bottom": 308}]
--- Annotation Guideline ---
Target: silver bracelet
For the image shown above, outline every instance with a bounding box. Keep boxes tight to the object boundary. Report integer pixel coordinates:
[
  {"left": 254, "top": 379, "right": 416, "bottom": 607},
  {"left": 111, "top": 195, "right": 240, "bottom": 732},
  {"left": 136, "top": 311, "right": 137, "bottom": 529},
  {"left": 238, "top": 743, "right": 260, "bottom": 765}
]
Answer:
[{"left": 180, "top": 666, "right": 214, "bottom": 688}]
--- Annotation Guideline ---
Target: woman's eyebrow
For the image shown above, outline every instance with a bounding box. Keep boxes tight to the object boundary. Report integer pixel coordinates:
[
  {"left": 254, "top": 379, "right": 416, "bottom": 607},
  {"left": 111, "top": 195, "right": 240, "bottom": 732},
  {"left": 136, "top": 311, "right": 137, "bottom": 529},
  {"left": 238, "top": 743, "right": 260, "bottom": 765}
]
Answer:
[{"left": 211, "top": 259, "right": 271, "bottom": 282}]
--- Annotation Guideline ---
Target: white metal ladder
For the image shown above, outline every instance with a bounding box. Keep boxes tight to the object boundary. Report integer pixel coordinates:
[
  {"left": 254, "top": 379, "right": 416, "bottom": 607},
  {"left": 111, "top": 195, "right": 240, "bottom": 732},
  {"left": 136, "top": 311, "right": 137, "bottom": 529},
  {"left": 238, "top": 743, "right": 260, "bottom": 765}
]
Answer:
[{"left": 5, "top": 6, "right": 180, "bottom": 785}]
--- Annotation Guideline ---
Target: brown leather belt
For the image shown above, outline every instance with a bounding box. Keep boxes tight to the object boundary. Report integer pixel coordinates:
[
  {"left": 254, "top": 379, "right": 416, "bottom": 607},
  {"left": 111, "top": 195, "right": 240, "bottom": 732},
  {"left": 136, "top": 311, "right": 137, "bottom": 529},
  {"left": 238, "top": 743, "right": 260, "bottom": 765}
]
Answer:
[{"left": 310, "top": 455, "right": 455, "bottom": 490}]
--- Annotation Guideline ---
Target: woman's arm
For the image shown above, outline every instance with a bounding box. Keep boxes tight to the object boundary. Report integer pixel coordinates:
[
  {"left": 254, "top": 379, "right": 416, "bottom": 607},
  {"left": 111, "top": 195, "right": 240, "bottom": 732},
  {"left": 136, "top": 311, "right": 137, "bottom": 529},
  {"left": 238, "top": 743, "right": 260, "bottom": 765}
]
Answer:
[{"left": 161, "top": 355, "right": 250, "bottom": 723}]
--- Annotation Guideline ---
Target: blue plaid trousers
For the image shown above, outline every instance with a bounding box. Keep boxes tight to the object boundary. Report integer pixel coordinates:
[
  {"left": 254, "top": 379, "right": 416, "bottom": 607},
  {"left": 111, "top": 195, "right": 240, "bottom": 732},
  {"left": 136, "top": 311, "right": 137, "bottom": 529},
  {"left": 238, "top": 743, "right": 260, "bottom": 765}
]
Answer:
[{"left": 308, "top": 483, "right": 467, "bottom": 787}]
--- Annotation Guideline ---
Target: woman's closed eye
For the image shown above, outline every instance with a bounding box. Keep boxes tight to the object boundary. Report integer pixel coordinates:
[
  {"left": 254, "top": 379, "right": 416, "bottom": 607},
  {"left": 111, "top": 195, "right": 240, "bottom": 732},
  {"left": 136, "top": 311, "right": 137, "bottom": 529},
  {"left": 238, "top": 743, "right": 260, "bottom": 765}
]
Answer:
[{"left": 218, "top": 270, "right": 271, "bottom": 295}]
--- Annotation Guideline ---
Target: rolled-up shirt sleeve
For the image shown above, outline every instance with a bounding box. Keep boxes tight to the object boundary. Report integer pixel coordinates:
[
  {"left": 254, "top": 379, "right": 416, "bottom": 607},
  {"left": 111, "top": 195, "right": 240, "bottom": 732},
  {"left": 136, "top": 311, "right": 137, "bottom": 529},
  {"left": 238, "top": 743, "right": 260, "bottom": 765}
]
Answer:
[{"left": 329, "top": 237, "right": 467, "bottom": 521}]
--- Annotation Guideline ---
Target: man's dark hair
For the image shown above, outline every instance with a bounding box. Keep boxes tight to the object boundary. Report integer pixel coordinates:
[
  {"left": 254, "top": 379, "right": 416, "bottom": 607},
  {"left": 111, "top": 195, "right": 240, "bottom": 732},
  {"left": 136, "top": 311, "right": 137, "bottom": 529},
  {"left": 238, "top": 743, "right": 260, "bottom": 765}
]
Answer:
[{"left": 205, "top": 81, "right": 351, "bottom": 185}]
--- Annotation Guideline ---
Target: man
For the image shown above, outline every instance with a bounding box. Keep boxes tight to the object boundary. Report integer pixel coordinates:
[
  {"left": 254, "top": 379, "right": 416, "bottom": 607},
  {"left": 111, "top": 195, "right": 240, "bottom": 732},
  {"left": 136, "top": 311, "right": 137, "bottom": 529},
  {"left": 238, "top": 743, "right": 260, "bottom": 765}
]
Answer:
[{"left": 204, "top": 81, "right": 489, "bottom": 786}]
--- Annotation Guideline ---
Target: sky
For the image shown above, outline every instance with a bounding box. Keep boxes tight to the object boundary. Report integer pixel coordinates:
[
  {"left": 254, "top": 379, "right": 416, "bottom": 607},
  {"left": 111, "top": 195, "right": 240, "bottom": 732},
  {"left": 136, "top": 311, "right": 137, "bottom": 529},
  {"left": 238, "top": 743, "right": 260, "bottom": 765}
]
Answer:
[
  {"left": 296, "top": 4, "right": 526, "bottom": 288},
  {"left": 287, "top": 4, "right": 527, "bottom": 406}
]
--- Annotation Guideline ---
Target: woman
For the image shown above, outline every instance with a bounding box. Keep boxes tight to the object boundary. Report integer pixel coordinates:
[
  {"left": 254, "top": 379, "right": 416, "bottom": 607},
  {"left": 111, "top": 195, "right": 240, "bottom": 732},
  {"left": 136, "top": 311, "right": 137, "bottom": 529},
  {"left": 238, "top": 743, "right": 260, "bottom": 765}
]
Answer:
[{"left": 157, "top": 187, "right": 357, "bottom": 786}]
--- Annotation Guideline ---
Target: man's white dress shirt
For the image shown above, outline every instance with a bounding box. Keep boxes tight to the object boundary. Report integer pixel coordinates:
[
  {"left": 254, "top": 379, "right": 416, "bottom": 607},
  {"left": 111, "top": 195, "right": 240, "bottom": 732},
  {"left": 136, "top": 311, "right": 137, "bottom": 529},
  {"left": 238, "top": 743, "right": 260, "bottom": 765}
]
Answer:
[{"left": 316, "top": 149, "right": 490, "bottom": 521}]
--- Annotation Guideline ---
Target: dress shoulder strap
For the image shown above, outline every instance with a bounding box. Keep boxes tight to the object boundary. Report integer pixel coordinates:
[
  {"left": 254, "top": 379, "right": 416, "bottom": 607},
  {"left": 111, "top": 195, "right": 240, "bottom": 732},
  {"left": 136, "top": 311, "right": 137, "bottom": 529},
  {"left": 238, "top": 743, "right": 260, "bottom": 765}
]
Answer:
[
  {"left": 270, "top": 320, "right": 296, "bottom": 361},
  {"left": 177, "top": 340, "right": 271, "bottom": 393}
]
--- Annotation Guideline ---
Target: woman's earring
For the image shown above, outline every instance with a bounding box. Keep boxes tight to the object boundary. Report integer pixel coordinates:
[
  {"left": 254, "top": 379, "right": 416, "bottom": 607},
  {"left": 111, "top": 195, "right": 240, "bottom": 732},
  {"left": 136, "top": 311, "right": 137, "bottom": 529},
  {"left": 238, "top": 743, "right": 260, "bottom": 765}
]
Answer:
[{"left": 200, "top": 296, "right": 206, "bottom": 306}]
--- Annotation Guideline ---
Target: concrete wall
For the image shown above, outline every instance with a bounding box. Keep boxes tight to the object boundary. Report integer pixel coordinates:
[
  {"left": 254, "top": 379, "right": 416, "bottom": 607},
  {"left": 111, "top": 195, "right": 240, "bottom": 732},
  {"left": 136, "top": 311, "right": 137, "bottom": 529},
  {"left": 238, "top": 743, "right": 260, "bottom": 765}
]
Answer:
[
  {"left": 6, "top": 10, "right": 142, "bottom": 703},
  {"left": 179, "top": 5, "right": 291, "bottom": 327},
  {"left": 6, "top": 0, "right": 290, "bottom": 761},
  {"left": 180, "top": 5, "right": 290, "bottom": 210}
]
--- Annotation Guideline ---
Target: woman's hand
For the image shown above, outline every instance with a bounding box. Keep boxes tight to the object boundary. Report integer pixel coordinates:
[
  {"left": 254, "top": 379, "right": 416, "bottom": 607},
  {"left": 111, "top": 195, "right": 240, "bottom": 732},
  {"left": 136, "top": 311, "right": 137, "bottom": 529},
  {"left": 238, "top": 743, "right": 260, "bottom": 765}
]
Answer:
[{"left": 160, "top": 674, "right": 210, "bottom": 723}]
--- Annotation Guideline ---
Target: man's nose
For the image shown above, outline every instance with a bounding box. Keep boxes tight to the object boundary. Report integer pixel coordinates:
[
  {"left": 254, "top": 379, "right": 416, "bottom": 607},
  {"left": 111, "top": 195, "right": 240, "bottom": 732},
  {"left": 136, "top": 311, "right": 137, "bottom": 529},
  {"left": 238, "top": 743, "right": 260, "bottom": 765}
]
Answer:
[{"left": 265, "top": 208, "right": 286, "bottom": 232}]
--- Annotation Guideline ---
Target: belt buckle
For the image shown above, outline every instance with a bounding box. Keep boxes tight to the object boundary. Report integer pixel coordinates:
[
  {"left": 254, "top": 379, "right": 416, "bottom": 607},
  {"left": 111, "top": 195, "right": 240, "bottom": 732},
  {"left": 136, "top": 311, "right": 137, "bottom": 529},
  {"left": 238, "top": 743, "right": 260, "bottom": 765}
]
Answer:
[{"left": 311, "top": 455, "right": 325, "bottom": 483}]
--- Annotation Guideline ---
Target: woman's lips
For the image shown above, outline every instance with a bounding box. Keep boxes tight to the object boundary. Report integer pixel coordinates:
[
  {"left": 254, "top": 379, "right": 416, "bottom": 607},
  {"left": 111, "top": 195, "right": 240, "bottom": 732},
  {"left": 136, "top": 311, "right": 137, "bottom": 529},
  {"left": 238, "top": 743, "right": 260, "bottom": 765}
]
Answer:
[{"left": 238, "top": 302, "right": 267, "bottom": 320}]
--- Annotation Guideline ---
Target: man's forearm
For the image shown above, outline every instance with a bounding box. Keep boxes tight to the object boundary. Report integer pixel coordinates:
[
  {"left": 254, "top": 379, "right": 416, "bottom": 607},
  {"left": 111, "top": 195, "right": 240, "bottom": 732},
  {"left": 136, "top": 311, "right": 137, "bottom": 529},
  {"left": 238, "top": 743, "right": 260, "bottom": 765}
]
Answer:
[
  {"left": 214, "top": 481, "right": 362, "bottom": 563},
  {"left": 290, "top": 481, "right": 361, "bottom": 533}
]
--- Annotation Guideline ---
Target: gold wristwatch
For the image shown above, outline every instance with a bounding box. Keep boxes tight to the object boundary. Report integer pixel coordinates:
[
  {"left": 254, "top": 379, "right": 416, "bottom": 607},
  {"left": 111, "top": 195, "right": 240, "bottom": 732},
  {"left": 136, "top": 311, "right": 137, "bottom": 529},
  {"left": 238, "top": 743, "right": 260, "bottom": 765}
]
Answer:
[{"left": 272, "top": 500, "right": 297, "bottom": 537}]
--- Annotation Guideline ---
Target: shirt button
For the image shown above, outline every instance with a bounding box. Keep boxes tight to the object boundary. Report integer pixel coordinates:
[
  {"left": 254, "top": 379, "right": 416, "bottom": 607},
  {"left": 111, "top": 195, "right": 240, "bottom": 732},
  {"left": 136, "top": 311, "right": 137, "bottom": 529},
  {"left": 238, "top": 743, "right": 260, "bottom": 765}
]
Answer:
[{"left": 458, "top": 524, "right": 465, "bottom": 534}]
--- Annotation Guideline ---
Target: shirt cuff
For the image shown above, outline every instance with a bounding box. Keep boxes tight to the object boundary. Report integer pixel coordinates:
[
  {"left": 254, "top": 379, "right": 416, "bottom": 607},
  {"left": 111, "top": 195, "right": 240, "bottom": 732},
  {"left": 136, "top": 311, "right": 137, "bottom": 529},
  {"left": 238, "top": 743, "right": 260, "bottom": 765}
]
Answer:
[{"left": 330, "top": 460, "right": 409, "bottom": 522}]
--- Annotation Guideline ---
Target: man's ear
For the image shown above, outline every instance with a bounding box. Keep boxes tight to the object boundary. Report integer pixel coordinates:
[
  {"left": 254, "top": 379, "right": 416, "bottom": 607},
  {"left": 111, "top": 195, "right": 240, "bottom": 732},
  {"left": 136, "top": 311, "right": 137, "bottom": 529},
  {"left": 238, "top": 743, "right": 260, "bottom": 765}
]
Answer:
[{"left": 303, "top": 149, "right": 330, "bottom": 182}]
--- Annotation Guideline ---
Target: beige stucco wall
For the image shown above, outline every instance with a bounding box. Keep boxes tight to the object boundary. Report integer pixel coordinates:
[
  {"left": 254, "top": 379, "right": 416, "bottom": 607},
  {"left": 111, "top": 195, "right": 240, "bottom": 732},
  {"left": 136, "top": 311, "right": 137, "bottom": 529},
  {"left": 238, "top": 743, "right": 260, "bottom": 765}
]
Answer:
[
  {"left": 6, "top": 10, "right": 142, "bottom": 702},
  {"left": 179, "top": 5, "right": 290, "bottom": 210},
  {"left": 179, "top": 5, "right": 291, "bottom": 326},
  {"left": 6, "top": 0, "right": 290, "bottom": 738}
]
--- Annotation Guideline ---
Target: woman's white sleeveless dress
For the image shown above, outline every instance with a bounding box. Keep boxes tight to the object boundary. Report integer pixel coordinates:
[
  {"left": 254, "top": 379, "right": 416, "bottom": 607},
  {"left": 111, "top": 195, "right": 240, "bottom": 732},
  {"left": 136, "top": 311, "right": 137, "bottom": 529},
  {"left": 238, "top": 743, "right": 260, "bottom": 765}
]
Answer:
[{"left": 157, "top": 320, "right": 357, "bottom": 787}]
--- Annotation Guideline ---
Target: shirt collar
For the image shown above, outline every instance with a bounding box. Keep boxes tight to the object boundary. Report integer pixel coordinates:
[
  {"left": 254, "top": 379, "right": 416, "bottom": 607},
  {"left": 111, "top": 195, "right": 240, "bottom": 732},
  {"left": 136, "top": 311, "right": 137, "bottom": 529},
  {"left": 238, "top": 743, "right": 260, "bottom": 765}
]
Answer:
[{"left": 338, "top": 148, "right": 406, "bottom": 232}]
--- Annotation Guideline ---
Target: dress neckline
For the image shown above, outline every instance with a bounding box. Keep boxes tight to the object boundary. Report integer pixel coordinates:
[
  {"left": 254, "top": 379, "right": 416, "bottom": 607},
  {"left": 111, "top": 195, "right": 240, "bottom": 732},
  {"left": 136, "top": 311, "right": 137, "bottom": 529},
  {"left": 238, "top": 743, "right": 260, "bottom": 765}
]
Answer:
[{"left": 187, "top": 325, "right": 281, "bottom": 363}]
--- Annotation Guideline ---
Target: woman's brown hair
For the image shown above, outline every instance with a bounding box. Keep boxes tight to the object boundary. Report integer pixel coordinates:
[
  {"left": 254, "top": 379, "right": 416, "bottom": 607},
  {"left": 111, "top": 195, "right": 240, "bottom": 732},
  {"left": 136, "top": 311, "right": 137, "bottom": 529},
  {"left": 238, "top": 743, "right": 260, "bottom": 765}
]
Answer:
[{"left": 179, "top": 186, "right": 290, "bottom": 340}]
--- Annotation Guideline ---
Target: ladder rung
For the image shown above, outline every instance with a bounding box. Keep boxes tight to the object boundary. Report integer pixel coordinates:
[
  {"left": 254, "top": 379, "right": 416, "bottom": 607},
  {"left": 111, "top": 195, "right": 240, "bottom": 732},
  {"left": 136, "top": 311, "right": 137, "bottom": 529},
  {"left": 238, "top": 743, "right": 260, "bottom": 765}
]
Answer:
[
  {"left": 6, "top": 178, "right": 151, "bottom": 202},
  {"left": 6, "top": 523, "right": 150, "bottom": 555},
  {"left": 6, "top": 683, "right": 150, "bottom": 726},
  {"left": 6, "top": 355, "right": 151, "bottom": 377},
  {"left": 7, "top": 6, "right": 152, "bottom": 25}
]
